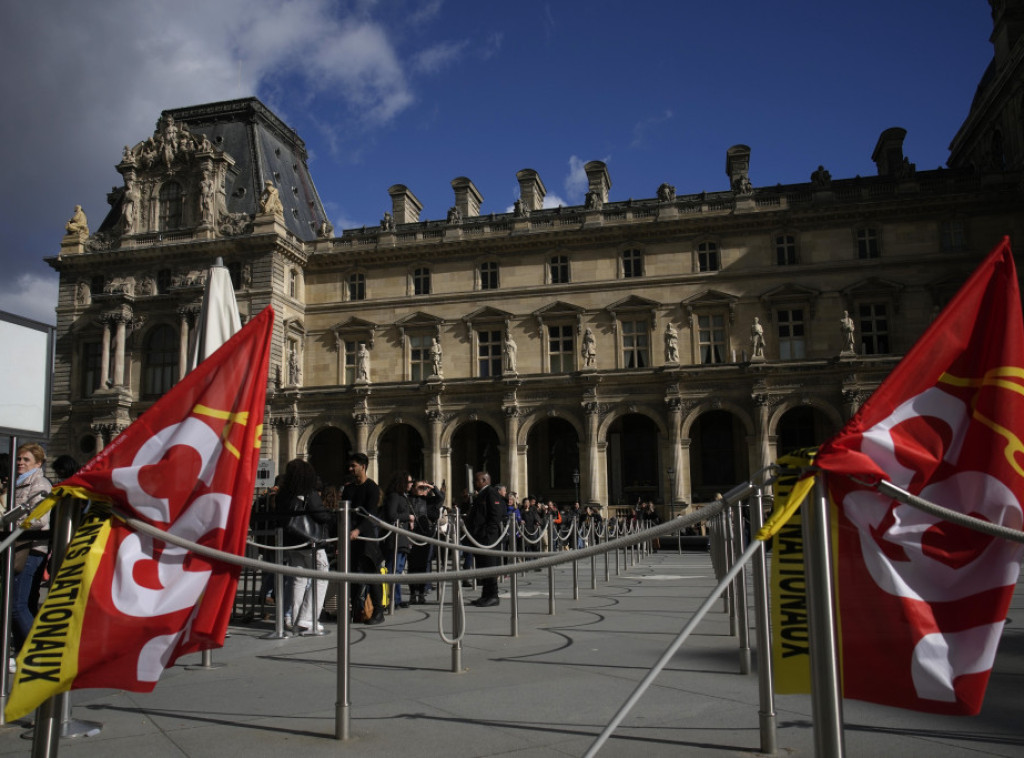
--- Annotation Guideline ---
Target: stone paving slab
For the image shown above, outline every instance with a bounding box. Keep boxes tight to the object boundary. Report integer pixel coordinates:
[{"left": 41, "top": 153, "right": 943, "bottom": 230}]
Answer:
[{"left": 1, "top": 550, "right": 1022, "bottom": 757}]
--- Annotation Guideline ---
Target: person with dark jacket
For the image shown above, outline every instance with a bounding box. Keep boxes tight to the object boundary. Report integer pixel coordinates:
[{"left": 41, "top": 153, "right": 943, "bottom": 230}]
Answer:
[
  {"left": 342, "top": 452, "right": 385, "bottom": 625},
  {"left": 276, "top": 459, "right": 332, "bottom": 633},
  {"left": 467, "top": 471, "right": 506, "bottom": 607},
  {"left": 382, "top": 470, "right": 415, "bottom": 608},
  {"left": 407, "top": 479, "right": 444, "bottom": 604}
]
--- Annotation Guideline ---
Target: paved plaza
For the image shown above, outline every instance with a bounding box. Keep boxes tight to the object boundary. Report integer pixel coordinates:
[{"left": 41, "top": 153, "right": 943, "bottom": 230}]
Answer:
[{"left": 1, "top": 547, "right": 1022, "bottom": 757}]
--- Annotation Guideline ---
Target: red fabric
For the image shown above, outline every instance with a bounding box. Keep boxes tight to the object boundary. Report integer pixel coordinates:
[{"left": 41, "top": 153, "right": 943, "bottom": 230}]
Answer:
[
  {"left": 817, "top": 239, "right": 1024, "bottom": 714},
  {"left": 59, "top": 306, "right": 273, "bottom": 692}
]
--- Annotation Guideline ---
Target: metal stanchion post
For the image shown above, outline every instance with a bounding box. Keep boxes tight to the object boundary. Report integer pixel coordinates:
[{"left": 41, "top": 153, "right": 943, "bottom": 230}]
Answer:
[
  {"left": 263, "top": 527, "right": 288, "bottom": 639},
  {"left": 509, "top": 525, "right": 519, "bottom": 637},
  {"left": 602, "top": 523, "right": 610, "bottom": 583},
  {"left": 750, "top": 486, "right": 778, "bottom": 756},
  {"left": 805, "top": 476, "right": 845, "bottom": 758},
  {"left": 572, "top": 523, "right": 580, "bottom": 600},
  {"left": 50, "top": 499, "right": 102, "bottom": 739},
  {"left": 589, "top": 524, "right": 597, "bottom": 591},
  {"left": 724, "top": 510, "right": 737, "bottom": 635},
  {"left": 732, "top": 500, "right": 751, "bottom": 674},
  {"left": 450, "top": 509, "right": 463, "bottom": 673},
  {"left": 335, "top": 502, "right": 351, "bottom": 740},
  {"left": 547, "top": 519, "right": 556, "bottom": 615}
]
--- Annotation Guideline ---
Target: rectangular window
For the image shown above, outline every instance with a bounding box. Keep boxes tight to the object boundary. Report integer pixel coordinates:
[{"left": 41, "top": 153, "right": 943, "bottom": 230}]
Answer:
[
  {"left": 344, "top": 340, "right": 357, "bottom": 384},
  {"left": 548, "top": 324, "right": 574, "bottom": 372},
  {"left": 80, "top": 341, "right": 102, "bottom": 397},
  {"left": 550, "top": 255, "right": 570, "bottom": 284},
  {"left": 410, "top": 335, "right": 431, "bottom": 381},
  {"left": 413, "top": 267, "right": 431, "bottom": 295},
  {"left": 698, "top": 242, "right": 720, "bottom": 272},
  {"left": 480, "top": 262, "right": 499, "bottom": 290},
  {"left": 858, "top": 303, "right": 889, "bottom": 354},
  {"left": 288, "top": 269, "right": 298, "bottom": 298},
  {"left": 622, "top": 249, "right": 643, "bottom": 278},
  {"left": 478, "top": 329, "right": 502, "bottom": 377},
  {"left": 857, "top": 228, "right": 880, "bottom": 259},
  {"left": 348, "top": 273, "right": 365, "bottom": 301},
  {"left": 621, "top": 319, "right": 649, "bottom": 368},
  {"left": 698, "top": 314, "right": 726, "bottom": 364},
  {"left": 775, "top": 234, "right": 797, "bottom": 265},
  {"left": 776, "top": 308, "right": 806, "bottom": 360}
]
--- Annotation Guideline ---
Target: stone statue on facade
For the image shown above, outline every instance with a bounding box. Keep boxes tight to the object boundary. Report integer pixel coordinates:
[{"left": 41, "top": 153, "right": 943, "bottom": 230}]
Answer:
[
  {"left": 584, "top": 190, "right": 603, "bottom": 210},
  {"left": 288, "top": 350, "right": 302, "bottom": 385},
  {"left": 356, "top": 342, "right": 371, "bottom": 382},
  {"left": 65, "top": 205, "right": 89, "bottom": 239},
  {"left": 840, "top": 310, "right": 857, "bottom": 355},
  {"left": 317, "top": 219, "right": 334, "bottom": 238},
  {"left": 259, "top": 180, "right": 284, "bottom": 215},
  {"left": 581, "top": 327, "right": 597, "bottom": 368},
  {"left": 750, "top": 317, "right": 766, "bottom": 360},
  {"left": 665, "top": 322, "right": 679, "bottom": 363},
  {"left": 446, "top": 206, "right": 462, "bottom": 225},
  {"left": 380, "top": 211, "right": 395, "bottom": 231},
  {"left": 430, "top": 337, "right": 443, "bottom": 378},
  {"left": 732, "top": 174, "right": 753, "bottom": 196},
  {"left": 121, "top": 179, "right": 139, "bottom": 235},
  {"left": 504, "top": 328, "right": 518, "bottom": 374},
  {"left": 657, "top": 183, "right": 676, "bottom": 202},
  {"left": 76, "top": 280, "right": 91, "bottom": 306},
  {"left": 199, "top": 170, "right": 216, "bottom": 224},
  {"left": 811, "top": 165, "right": 832, "bottom": 188},
  {"left": 513, "top": 198, "right": 529, "bottom": 217}
]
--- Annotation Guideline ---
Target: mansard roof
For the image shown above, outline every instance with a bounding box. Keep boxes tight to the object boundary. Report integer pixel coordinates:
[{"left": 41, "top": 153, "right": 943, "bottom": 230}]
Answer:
[{"left": 99, "top": 98, "right": 329, "bottom": 242}]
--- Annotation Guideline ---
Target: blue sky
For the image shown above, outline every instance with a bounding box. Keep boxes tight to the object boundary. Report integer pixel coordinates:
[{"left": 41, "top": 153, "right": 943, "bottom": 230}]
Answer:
[{"left": 0, "top": 1, "right": 995, "bottom": 324}]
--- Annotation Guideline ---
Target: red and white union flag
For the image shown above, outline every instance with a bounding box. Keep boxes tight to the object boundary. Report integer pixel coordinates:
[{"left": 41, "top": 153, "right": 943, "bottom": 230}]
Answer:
[
  {"left": 6, "top": 305, "right": 274, "bottom": 721},
  {"left": 816, "top": 238, "right": 1024, "bottom": 715}
]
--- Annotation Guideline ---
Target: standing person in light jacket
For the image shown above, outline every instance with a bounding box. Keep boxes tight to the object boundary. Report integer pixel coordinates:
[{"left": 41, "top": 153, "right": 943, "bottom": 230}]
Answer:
[{"left": 3, "top": 444, "right": 53, "bottom": 657}]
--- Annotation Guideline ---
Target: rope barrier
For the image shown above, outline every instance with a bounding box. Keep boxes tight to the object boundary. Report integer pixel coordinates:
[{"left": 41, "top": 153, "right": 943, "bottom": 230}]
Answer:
[{"left": 109, "top": 500, "right": 727, "bottom": 586}]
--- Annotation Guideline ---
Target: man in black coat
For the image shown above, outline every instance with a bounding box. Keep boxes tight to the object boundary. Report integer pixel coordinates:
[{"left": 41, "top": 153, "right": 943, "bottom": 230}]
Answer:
[{"left": 467, "top": 471, "right": 506, "bottom": 607}]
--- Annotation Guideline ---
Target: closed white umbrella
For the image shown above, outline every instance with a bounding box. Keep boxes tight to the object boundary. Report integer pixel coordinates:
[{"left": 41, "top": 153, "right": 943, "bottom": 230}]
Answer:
[{"left": 189, "top": 257, "right": 242, "bottom": 372}]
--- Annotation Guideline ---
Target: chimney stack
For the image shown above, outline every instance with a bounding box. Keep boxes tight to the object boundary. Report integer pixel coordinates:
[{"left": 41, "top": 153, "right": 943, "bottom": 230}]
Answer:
[{"left": 388, "top": 184, "right": 423, "bottom": 224}]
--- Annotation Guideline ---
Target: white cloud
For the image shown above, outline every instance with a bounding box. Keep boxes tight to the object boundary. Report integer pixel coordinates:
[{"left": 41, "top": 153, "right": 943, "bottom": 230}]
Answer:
[
  {"left": 0, "top": 273, "right": 59, "bottom": 326},
  {"left": 630, "top": 110, "right": 674, "bottom": 149},
  {"left": 564, "top": 156, "right": 589, "bottom": 199},
  {"left": 413, "top": 40, "right": 469, "bottom": 74},
  {"left": 0, "top": 0, "right": 418, "bottom": 291}
]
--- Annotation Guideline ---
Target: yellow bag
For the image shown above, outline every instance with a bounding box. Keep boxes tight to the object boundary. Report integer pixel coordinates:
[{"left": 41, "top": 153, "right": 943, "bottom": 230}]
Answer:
[{"left": 380, "top": 565, "right": 389, "bottom": 606}]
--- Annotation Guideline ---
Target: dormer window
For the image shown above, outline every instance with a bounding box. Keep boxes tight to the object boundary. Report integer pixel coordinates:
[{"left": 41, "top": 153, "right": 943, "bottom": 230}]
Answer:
[{"left": 159, "top": 181, "right": 183, "bottom": 230}]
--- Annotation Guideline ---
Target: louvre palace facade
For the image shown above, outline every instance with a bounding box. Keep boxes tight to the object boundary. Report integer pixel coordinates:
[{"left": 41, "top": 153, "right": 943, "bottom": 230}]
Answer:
[{"left": 45, "top": 2, "right": 1024, "bottom": 517}]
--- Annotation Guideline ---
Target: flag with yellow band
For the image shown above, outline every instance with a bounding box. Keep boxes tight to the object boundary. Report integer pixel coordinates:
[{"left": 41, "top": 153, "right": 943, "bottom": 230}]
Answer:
[{"left": 6, "top": 305, "right": 273, "bottom": 721}]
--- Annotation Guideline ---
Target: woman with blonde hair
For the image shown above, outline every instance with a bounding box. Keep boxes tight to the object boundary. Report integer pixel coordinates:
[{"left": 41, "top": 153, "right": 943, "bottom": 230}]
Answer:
[{"left": 3, "top": 443, "right": 53, "bottom": 659}]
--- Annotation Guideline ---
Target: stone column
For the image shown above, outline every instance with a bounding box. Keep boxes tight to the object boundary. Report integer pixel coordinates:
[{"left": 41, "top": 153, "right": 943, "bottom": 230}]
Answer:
[
  {"left": 584, "top": 402, "right": 602, "bottom": 506},
  {"left": 754, "top": 394, "right": 772, "bottom": 477},
  {"left": 428, "top": 409, "right": 444, "bottom": 484},
  {"left": 112, "top": 315, "right": 127, "bottom": 387},
  {"left": 99, "top": 317, "right": 112, "bottom": 389},
  {"left": 503, "top": 407, "right": 520, "bottom": 493},
  {"left": 666, "top": 398, "right": 685, "bottom": 505},
  {"left": 178, "top": 309, "right": 191, "bottom": 380}
]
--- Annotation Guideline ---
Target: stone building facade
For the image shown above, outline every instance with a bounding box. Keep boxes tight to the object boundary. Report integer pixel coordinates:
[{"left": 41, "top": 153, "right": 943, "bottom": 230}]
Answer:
[{"left": 46, "top": 3, "right": 1024, "bottom": 517}]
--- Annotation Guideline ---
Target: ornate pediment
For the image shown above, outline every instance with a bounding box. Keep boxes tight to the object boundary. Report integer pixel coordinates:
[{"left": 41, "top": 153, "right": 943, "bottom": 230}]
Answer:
[
  {"left": 396, "top": 311, "right": 443, "bottom": 336},
  {"left": 759, "top": 283, "right": 821, "bottom": 318},
  {"left": 681, "top": 289, "right": 738, "bottom": 325}
]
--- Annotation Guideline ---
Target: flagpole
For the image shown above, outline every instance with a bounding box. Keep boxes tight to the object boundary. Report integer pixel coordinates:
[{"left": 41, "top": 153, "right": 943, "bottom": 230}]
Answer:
[{"left": 804, "top": 474, "right": 845, "bottom": 757}]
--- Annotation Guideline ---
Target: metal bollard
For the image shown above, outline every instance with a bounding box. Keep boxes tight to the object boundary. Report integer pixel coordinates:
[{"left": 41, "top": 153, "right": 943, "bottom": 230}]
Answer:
[
  {"left": 750, "top": 487, "right": 778, "bottom": 755},
  {"left": 450, "top": 509, "right": 464, "bottom": 673},
  {"left": 547, "top": 519, "right": 556, "bottom": 615},
  {"left": 509, "top": 525, "right": 519, "bottom": 637},
  {"left": 335, "top": 502, "right": 351, "bottom": 740},
  {"left": 263, "top": 527, "right": 288, "bottom": 640},
  {"left": 732, "top": 500, "right": 751, "bottom": 674}
]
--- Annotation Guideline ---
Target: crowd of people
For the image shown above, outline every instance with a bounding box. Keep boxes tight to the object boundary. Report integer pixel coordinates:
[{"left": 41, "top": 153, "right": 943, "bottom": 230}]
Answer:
[{"left": 258, "top": 455, "right": 667, "bottom": 627}]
